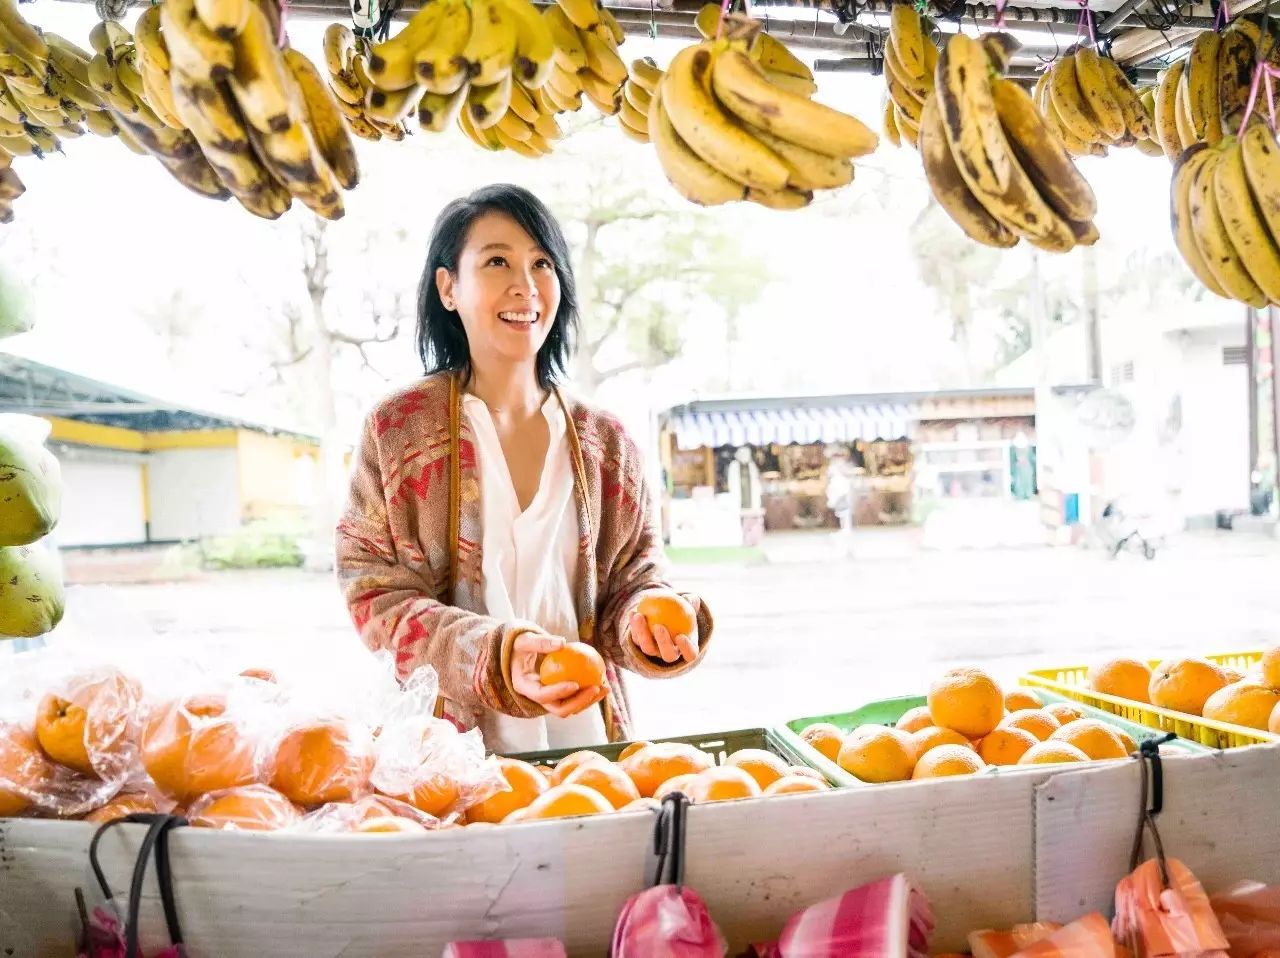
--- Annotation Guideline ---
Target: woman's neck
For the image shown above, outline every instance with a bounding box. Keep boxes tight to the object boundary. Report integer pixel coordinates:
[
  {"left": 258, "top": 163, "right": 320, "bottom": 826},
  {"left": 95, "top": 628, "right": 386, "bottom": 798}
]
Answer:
[{"left": 466, "top": 362, "right": 545, "bottom": 418}]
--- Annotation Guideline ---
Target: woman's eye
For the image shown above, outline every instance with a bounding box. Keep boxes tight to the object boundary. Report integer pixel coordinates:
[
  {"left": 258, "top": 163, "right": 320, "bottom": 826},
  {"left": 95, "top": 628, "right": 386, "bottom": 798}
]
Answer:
[
  {"left": 535, "top": 258, "right": 553, "bottom": 270},
  {"left": 487, "top": 256, "right": 507, "bottom": 266}
]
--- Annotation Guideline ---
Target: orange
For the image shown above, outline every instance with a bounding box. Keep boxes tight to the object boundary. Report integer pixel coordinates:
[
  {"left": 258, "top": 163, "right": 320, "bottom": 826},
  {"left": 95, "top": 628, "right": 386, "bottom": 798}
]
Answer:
[
  {"left": 684, "top": 766, "right": 761, "bottom": 803},
  {"left": 1149, "top": 658, "right": 1229, "bottom": 715},
  {"left": 562, "top": 762, "right": 641, "bottom": 810},
  {"left": 35, "top": 670, "right": 141, "bottom": 777},
  {"left": 538, "top": 642, "right": 606, "bottom": 688},
  {"left": 724, "top": 749, "right": 788, "bottom": 790},
  {"left": 0, "top": 724, "right": 49, "bottom": 817},
  {"left": 239, "top": 668, "right": 277, "bottom": 683},
  {"left": 396, "top": 774, "right": 461, "bottom": 818},
  {"left": 355, "top": 816, "right": 427, "bottom": 834},
  {"left": 140, "top": 695, "right": 258, "bottom": 802},
  {"left": 466, "top": 758, "right": 547, "bottom": 824},
  {"left": 269, "top": 721, "right": 374, "bottom": 806},
  {"left": 1271, "top": 700, "right": 1280, "bottom": 734},
  {"left": 1018, "top": 741, "right": 1090, "bottom": 765},
  {"left": 999, "top": 709, "right": 1062, "bottom": 742},
  {"left": 617, "top": 741, "right": 651, "bottom": 762},
  {"left": 1050, "top": 720, "right": 1128, "bottom": 760},
  {"left": 1086, "top": 658, "right": 1153, "bottom": 704},
  {"left": 836, "top": 726, "right": 916, "bottom": 784},
  {"left": 653, "top": 774, "right": 697, "bottom": 799},
  {"left": 978, "top": 727, "right": 1039, "bottom": 766},
  {"left": 620, "top": 797, "right": 662, "bottom": 813},
  {"left": 911, "top": 726, "right": 974, "bottom": 756},
  {"left": 1045, "top": 702, "right": 1084, "bottom": 725},
  {"left": 550, "top": 749, "right": 609, "bottom": 786},
  {"left": 911, "top": 745, "right": 985, "bottom": 779},
  {"left": 522, "top": 783, "right": 614, "bottom": 820},
  {"left": 1202, "top": 681, "right": 1280, "bottom": 730},
  {"left": 620, "top": 742, "right": 714, "bottom": 797},
  {"left": 84, "top": 790, "right": 162, "bottom": 824},
  {"left": 1116, "top": 730, "right": 1137, "bottom": 754},
  {"left": 1221, "top": 667, "right": 1247, "bottom": 683},
  {"left": 786, "top": 766, "right": 825, "bottom": 781},
  {"left": 635, "top": 593, "right": 697, "bottom": 638},
  {"left": 799, "top": 723, "right": 845, "bottom": 762},
  {"left": 502, "top": 807, "right": 532, "bottom": 824},
  {"left": 928, "top": 667, "right": 1004, "bottom": 738},
  {"left": 188, "top": 785, "right": 301, "bottom": 831},
  {"left": 764, "top": 775, "right": 829, "bottom": 796},
  {"left": 895, "top": 706, "right": 934, "bottom": 734},
  {"left": 1261, "top": 647, "right": 1280, "bottom": 689},
  {"left": 1004, "top": 688, "right": 1044, "bottom": 713}
]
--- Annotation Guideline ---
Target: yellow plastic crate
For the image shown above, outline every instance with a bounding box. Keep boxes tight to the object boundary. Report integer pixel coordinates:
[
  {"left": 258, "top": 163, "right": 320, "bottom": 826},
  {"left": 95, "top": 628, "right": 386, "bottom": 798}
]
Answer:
[{"left": 1021, "top": 651, "right": 1277, "bottom": 750}]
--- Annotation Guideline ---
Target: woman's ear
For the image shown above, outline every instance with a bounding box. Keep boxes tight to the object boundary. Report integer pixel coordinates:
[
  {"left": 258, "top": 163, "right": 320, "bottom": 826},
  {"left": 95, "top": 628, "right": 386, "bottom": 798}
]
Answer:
[{"left": 435, "top": 266, "right": 456, "bottom": 311}]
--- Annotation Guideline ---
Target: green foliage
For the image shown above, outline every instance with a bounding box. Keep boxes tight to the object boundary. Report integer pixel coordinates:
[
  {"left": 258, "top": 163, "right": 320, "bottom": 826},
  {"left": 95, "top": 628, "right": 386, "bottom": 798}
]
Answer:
[
  {"left": 0, "top": 266, "right": 33, "bottom": 340},
  {"left": 200, "top": 518, "right": 304, "bottom": 570}
]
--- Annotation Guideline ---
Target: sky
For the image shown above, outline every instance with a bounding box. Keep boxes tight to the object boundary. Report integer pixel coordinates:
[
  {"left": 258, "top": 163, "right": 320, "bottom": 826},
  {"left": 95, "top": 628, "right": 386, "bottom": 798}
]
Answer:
[{"left": 0, "top": 1, "right": 1244, "bottom": 444}]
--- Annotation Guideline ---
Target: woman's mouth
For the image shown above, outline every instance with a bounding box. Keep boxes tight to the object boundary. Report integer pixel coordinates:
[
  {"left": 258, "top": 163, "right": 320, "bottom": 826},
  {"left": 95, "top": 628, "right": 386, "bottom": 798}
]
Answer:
[{"left": 499, "top": 310, "right": 539, "bottom": 329}]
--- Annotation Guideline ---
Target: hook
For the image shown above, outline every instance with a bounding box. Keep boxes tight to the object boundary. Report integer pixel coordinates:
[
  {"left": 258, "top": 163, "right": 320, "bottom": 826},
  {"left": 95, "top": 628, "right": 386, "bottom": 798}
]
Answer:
[
  {"left": 1037, "top": 17, "right": 1060, "bottom": 63},
  {"left": 1128, "top": 734, "right": 1176, "bottom": 889}
]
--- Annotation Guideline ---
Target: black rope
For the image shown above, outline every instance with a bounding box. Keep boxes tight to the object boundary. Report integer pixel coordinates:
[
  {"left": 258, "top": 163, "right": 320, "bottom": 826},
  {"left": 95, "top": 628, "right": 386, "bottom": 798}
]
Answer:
[
  {"left": 649, "top": 792, "right": 690, "bottom": 888},
  {"left": 1128, "top": 734, "right": 1176, "bottom": 890}
]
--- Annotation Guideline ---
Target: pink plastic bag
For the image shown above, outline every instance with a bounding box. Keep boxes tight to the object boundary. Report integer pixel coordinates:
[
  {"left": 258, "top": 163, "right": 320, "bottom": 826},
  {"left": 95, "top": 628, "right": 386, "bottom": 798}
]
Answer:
[
  {"left": 441, "top": 941, "right": 567, "bottom": 957},
  {"left": 1210, "top": 881, "right": 1280, "bottom": 957},
  {"left": 610, "top": 793, "right": 726, "bottom": 957}
]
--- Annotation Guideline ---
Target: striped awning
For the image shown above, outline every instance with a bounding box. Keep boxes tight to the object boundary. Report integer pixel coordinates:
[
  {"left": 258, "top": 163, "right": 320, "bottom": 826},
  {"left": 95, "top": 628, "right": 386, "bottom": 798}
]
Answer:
[{"left": 669, "top": 404, "right": 913, "bottom": 450}]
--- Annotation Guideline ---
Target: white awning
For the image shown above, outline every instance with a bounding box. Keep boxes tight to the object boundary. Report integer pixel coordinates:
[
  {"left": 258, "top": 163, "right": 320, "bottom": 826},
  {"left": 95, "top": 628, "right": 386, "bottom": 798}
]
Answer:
[{"left": 669, "top": 404, "right": 914, "bottom": 450}]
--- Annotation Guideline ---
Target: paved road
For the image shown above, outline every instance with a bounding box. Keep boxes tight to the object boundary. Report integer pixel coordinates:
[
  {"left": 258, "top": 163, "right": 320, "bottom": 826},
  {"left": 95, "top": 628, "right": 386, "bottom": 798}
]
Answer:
[{"left": 42, "top": 530, "right": 1280, "bottom": 740}]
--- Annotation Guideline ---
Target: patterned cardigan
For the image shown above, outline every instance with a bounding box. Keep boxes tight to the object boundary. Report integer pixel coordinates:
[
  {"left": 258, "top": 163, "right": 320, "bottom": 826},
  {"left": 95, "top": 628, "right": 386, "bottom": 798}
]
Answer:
[{"left": 335, "top": 371, "right": 713, "bottom": 742}]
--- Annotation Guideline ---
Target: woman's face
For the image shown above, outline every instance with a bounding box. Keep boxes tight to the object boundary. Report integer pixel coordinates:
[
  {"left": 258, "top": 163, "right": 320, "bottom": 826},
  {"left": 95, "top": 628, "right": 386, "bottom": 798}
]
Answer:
[{"left": 436, "top": 211, "right": 561, "bottom": 376}]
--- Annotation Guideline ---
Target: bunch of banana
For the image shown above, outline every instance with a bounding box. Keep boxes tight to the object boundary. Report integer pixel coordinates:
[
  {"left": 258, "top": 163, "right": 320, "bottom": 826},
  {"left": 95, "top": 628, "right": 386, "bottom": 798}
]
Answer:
[
  {"left": 322, "top": 24, "right": 401, "bottom": 141},
  {"left": 0, "top": 139, "right": 24, "bottom": 223},
  {"left": 1170, "top": 126, "right": 1280, "bottom": 307},
  {"left": 648, "top": 37, "right": 876, "bottom": 210},
  {"left": 154, "top": 0, "right": 359, "bottom": 219},
  {"left": 1152, "top": 18, "right": 1280, "bottom": 161},
  {"left": 922, "top": 32, "right": 1098, "bottom": 252},
  {"left": 880, "top": 4, "right": 938, "bottom": 150},
  {"left": 543, "top": 0, "right": 627, "bottom": 115},
  {"left": 1035, "top": 44, "right": 1153, "bottom": 158},
  {"left": 454, "top": 77, "right": 562, "bottom": 155},
  {"left": 617, "top": 56, "right": 660, "bottom": 143},
  {"left": 693, "top": 4, "right": 815, "bottom": 96}
]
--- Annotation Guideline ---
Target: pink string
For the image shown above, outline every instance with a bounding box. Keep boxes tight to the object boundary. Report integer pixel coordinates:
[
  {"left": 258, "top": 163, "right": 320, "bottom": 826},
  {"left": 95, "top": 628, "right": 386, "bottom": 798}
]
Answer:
[
  {"left": 994, "top": 0, "right": 1007, "bottom": 29},
  {"left": 1076, "top": 0, "right": 1095, "bottom": 46},
  {"left": 1238, "top": 59, "right": 1280, "bottom": 135},
  {"left": 1214, "top": 0, "right": 1232, "bottom": 30},
  {"left": 715, "top": 0, "right": 733, "bottom": 39},
  {"left": 276, "top": 0, "right": 289, "bottom": 47}
]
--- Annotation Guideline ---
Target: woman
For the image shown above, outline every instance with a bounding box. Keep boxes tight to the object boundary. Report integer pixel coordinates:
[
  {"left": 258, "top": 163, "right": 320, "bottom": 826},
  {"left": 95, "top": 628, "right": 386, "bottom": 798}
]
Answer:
[{"left": 336, "top": 184, "right": 712, "bottom": 754}]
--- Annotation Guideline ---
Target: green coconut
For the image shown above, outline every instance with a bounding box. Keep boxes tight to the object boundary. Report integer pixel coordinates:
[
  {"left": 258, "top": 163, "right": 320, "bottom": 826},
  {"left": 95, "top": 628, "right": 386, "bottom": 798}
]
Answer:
[{"left": 0, "top": 542, "right": 64, "bottom": 638}]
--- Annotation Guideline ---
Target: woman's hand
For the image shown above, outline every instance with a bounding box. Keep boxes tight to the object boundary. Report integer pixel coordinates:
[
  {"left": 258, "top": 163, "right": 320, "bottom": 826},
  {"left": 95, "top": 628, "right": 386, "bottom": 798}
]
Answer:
[
  {"left": 629, "top": 597, "right": 699, "bottom": 665},
  {"left": 510, "top": 631, "right": 609, "bottom": 718}
]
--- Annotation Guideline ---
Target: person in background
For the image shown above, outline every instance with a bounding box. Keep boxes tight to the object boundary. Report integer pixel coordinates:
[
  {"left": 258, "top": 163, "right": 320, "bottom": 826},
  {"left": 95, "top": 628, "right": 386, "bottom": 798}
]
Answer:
[{"left": 336, "top": 184, "right": 713, "bottom": 754}]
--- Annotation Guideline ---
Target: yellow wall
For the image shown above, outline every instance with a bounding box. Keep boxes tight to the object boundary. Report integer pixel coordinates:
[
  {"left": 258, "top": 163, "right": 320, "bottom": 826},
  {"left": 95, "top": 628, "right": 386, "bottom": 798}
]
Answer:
[{"left": 235, "top": 429, "right": 321, "bottom": 522}]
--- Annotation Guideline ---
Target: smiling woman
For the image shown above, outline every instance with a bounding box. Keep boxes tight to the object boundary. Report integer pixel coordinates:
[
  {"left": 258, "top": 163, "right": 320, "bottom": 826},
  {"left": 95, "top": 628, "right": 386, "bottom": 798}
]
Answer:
[{"left": 336, "top": 184, "right": 714, "bottom": 754}]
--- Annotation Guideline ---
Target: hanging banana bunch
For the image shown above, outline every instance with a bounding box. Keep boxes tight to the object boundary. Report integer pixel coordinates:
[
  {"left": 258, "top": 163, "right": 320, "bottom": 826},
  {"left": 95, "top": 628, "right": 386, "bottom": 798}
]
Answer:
[
  {"left": 648, "top": 34, "right": 876, "bottom": 210},
  {"left": 455, "top": 77, "right": 563, "bottom": 155},
  {"left": 323, "top": 23, "right": 402, "bottom": 141},
  {"left": 921, "top": 32, "right": 1098, "bottom": 252},
  {"left": 880, "top": 4, "right": 938, "bottom": 151},
  {"left": 1036, "top": 43, "right": 1154, "bottom": 157},
  {"left": 617, "top": 56, "right": 661, "bottom": 144},
  {"left": 543, "top": 0, "right": 627, "bottom": 116}
]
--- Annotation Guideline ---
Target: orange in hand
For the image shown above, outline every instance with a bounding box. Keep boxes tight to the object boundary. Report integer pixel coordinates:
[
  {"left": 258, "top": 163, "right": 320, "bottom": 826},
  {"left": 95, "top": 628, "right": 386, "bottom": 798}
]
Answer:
[
  {"left": 538, "top": 642, "right": 606, "bottom": 688},
  {"left": 636, "top": 594, "right": 696, "bottom": 638}
]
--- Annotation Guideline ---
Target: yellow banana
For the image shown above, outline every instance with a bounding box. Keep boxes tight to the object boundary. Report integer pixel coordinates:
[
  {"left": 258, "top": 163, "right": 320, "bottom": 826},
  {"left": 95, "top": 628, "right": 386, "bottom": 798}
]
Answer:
[
  {"left": 1072, "top": 47, "right": 1125, "bottom": 142},
  {"left": 582, "top": 27, "right": 626, "bottom": 87},
  {"left": 980, "top": 33, "right": 1020, "bottom": 72},
  {"left": 884, "top": 44, "right": 924, "bottom": 124},
  {"left": 494, "top": 107, "right": 530, "bottom": 140},
  {"left": 194, "top": 0, "right": 251, "bottom": 40},
  {"left": 227, "top": 3, "right": 292, "bottom": 133},
  {"left": 532, "top": 111, "right": 559, "bottom": 139},
  {"left": 555, "top": 0, "right": 600, "bottom": 32},
  {"left": 284, "top": 46, "right": 358, "bottom": 189},
  {"left": 1188, "top": 143, "right": 1266, "bottom": 304},
  {"left": 140, "top": 57, "right": 186, "bottom": 129},
  {"left": 0, "top": 0, "right": 48, "bottom": 71},
  {"left": 369, "top": 3, "right": 446, "bottom": 92},
  {"left": 623, "top": 78, "right": 650, "bottom": 115},
  {"left": 547, "top": 63, "right": 581, "bottom": 98},
  {"left": 132, "top": 7, "right": 171, "bottom": 73},
  {"left": 160, "top": 0, "right": 236, "bottom": 83},
  {"left": 544, "top": 5, "right": 588, "bottom": 72},
  {"left": 888, "top": 4, "right": 927, "bottom": 81},
  {"left": 416, "top": 0, "right": 472, "bottom": 94},
  {"left": 617, "top": 113, "right": 647, "bottom": 143},
  {"left": 1170, "top": 143, "right": 1231, "bottom": 298},
  {"left": 367, "top": 82, "right": 424, "bottom": 124},
  {"left": 1240, "top": 122, "right": 1280, "bottom": 275},
  {"left": 323, "top": 23, "right": 355, "bottom": 77},
  {"left": 458, "top": 101, "right": 502, "bottom": 148},
  {"left": 1175, "top": 73, "right": 1195, "bottom": 149},
  {"left": 745, "top": 185, "right": 812, "bottom": 210},
  {"left": 500, "top": 0, "right": 555, "bottom": 88},
  {"left": 884, "top": 36, "right": 928, "bottom": 106},
  {"left": 895, "top": 104, "right": 918, "bottom": 148},
  {"left": 1154, "top": 61, "right": 1184, "bottom": 160},
  {"left": 418, "top": 82, "right": 469, "bottom": 131},
  {"left": 618, "top": 91, "right": 647, "bottom": 134},
  {"left": 86, "top": 52, "right": 140, "bottom": 116},
  {"left": 762, "top": 69, "right": 815, "bottom": 98},
  {"left": 463, "top": 0, "right": 518, "bottom": 87},
  {"left": 593, "top": 8, "right": 624, "bottom": 47},
  {"left": 468, "top": 71, "right": 513, "bottom": 127},
  {"left": 648, "top": 83, "right": 746, "bottom": 206},
  {"left": 747, "top": 123, "right": 852, "bottom": 191},
  {"left": 629, "top": 56, "right": 662, "bottom": 94},
  {"left": 1215, "top": 134, "right": 1280, "bottom": 302},
  {"left": 882, "top": 96, "right": 900, "bottom": 148},
  {"left": 507, "top": 80, "right": 539, "bottom": 123},
  {"left": 1184, "top": 31, "right": 1222, "bottom": 144},
  {"left": 579, "top": 65, "right": 621, "bottom": 113},
  {"left": 328, "top": 70, "right": 364, "bottom": 106},
  {"left": 83, "top": 107, "right": 118, "bottom": 136},
  {"left": 753, "top": 33, "right": 811, "bottom": 83},
  {"left": 492, "top": 120, "right": 539, "bottom": 155},
  {"left": 711, "top": 44, "right": 877, "bottom": 159},
  {"left": 168, "top": 68, "right": 251, "bottom": 154},
  {"left": 1218, "top": 28, "right": 1255, "bottom": 138},
  {"left": 1049, "top": 56, "right": 1105, "bottom": 145}
]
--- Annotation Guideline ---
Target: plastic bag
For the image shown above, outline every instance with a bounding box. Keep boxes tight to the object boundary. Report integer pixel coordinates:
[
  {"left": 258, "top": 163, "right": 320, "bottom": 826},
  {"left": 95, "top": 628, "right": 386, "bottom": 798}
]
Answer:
[
  {"left": 968, "top": 923, "right": 1064, "bottom": 958},
  {"left": 185, "top": 784, "right": 303, "bottom": 831},
  {"left": 1210, "top": 881, "right": 1280, "bottom": 957},
  {"left": 1007, "top": 913, "right": 1115, "bottom": 957},
  {"left": 138, "top": 692, "right": 264, "bottom": 803},
  {"left": 294, "top": 794, "right": 447, "bottom": 834},
  {"left": 370, "top": 715, "right": 505, "bottom": 820},
  {"left": 264, "top": 716, "right": 376, "bottom": 807},
  {"left": 1113, "top": 858, "right": 1230, "bottom": 957}
]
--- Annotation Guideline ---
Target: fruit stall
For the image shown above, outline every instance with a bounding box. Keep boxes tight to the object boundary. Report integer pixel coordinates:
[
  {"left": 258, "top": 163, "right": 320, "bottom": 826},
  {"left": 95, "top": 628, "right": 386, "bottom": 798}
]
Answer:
[{"left": 7, "top": 0, "right": 1280, "bottom": 950}]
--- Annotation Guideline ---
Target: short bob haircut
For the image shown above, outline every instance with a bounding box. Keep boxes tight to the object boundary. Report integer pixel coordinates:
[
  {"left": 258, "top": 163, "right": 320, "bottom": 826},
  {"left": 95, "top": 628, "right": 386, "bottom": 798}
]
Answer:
[{"left": 417, "top": 184, "right": 579, "bottom": 388}]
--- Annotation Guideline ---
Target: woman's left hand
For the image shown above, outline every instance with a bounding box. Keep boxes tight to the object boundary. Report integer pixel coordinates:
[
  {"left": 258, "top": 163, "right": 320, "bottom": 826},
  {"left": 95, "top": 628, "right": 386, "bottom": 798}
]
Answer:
[{"left": 629, "top": 599, "right": 699, "bottom": 665}]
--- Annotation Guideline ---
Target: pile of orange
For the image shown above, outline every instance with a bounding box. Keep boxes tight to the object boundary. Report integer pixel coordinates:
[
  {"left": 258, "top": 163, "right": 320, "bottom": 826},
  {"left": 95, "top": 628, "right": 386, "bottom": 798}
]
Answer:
[
  {"left": 1086, "top": 648, "right": 1280, "bottom": 733},
  {"left": 799, "top": 666, "right": 1146, "bottom": 785}
]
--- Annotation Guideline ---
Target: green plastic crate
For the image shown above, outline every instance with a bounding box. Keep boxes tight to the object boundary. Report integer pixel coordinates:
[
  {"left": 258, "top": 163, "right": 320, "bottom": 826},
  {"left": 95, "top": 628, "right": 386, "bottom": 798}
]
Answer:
[
  {"left": 504, "top": 726, "right": 841, "bottom": 786},
  {"left": 777, "top": 690, "right": 1210, "bottom": 787}
]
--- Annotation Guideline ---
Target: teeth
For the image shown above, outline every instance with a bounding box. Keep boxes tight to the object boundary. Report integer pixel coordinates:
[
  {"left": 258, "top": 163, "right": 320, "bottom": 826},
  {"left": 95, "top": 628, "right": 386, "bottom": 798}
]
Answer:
[{"left": 500, "top": 311, "right": 537, "bottom": 323}]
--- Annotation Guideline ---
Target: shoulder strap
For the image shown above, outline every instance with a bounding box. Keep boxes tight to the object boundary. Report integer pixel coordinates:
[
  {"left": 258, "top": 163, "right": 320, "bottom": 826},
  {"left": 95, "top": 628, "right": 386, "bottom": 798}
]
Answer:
[{"left": 447, "top": 371, "right": 461, "bottom": 602}]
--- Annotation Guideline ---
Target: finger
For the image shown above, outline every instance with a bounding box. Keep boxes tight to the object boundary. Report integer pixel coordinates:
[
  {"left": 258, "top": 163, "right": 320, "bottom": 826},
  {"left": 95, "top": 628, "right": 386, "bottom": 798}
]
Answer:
[
  {"left": 674, "top": 633, "right": 699, "bottom": 662},
  {"left": 524, "top": 681, "right": 580, "bottom": 704},
  {"left": 546, "top": 684, "right": 607, "bottom": 718},
  {"left": 630, "top": 614, "right": 660, "bottom": 657},
  {"left": 652, "top": 623, "right": 680, "bottom": 664},
  {"left": 514, "top": 632, "right": 566, "bottom": 656}
]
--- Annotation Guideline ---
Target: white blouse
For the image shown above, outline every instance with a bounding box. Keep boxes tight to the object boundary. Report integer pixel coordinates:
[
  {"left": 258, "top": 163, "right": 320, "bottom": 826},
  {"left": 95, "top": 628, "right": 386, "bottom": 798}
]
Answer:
[{"left": 462, "top": 392, "right": 609, "bottom": 754}]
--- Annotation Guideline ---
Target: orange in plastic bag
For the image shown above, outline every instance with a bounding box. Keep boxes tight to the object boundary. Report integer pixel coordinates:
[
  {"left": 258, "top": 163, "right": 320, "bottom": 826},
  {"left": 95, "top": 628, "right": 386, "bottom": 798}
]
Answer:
[
  {"left": 34, "top": 669, "right": 141, "bottom": 779},
  {"left": 295, "top": 794, "right": 445, "bottom": 834},
  {"left": 187, "top": 784, "right": 302, "bottom": 831},
  {"left": 1008, "top": 913, "right": 1115, "bottom": 956},
  {"left": 268, "top": 719, "right": 374, "bottom": 806},
  {"left": 140, "top": 695, "right": 259, "bottom": 802},
  {"left": 82, "top": 788, "right": 175, "bottom": 824},
  {"left": 1113, "top": 858, "right": 1230, "bottom": 957},
  {"left": 1210, "top": 881, "right": 1280, "bottom": 957},
  {"left": 0, "top": 722, "right": 51, "bottom": 816}
]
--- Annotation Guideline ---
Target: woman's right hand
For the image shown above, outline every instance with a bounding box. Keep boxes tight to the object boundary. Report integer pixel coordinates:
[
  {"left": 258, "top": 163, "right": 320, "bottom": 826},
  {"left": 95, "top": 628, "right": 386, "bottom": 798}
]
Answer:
[{"left": 510, "top": 631, "right": 608, "bottom": 719}]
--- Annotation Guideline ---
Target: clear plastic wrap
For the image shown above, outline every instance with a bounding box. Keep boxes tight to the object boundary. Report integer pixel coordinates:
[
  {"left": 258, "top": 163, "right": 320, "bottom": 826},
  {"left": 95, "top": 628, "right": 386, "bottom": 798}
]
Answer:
[
  {"left": 370, "top": 714, "right": 506, "bottom": 820},
  {"left": 266, "top": 718, "right": 376, "bottom": 806},
  {"left": 294, "top": 794, "right": 448, "bottom": 834},
  {"left": 139, "top": 693, "right": 263, "bottom": 803},
  {"left": 186, "top": 784, "right": 303, "bottom": 831}
]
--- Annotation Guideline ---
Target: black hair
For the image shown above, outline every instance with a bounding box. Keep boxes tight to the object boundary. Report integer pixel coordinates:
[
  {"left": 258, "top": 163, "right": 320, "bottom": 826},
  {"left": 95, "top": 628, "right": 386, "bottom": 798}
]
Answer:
[{"left": 416, "top": 184, "right": 579, "bottom": 388}]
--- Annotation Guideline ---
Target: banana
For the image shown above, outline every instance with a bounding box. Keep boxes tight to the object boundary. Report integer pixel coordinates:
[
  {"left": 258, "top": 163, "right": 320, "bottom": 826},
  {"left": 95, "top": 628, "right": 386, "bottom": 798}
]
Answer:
[
  {"left": 619, "top": 88, "right": 649, "bottom": 130},
  {"left": 712, "top": 44, "right": 877, "bottom": 159},
  {"left": 582, "top": 27, "right": 626, "bottom": 87},
  {"left": 547, "top": 62, "right": 581, "bottom": 98},
  {"left": 1240, "top": 122, "right": 1280, "bottom": 273},
  {"left": 139, "top": 57, "right": 185, "bottom": 129},
  {"left": 648, "top": 83, "right": 745, "bottom": 206},
  {"left": 367, "top": 82, "right": 424, "bottom": 124},
  {"left": 629, "top": 56, "right": 662, "bottom": 94},
  {"left": 617, "top": 113, "right": 647, "bottom": 143},
  {"left": 458, "top": 101, "right": 502, "bottom": 148},
  {"left": 247, "top": 115, "right": 344, "bottom": 219},
  {"left": 416, "top": 0, "right": 472, "bottom": 95},
  {"left": 555, "top": 0, "right": 600, "bottom": 32},
  {"left": 419, "top": 81, "right": 470, "bottom": 131},
  {"left": 194, "top": 0, "right": 251, "bottom": 40},
  {"left": 0, "top": 0, "right": 48, "bottom": 71},
  {"left": 0, "top": 83, "right": 22, "bottom": 123},
  {"left": 369, "top": 3, "right": 446, "bottom": 92},
  {"left": 84, "top": 107, "right": 118, "bottom": 136},
  {"left": 888, "top": 4, "right": 927, "bottom": 81},
  {"left": 540, "top": 77, "right": 577, "bottom": 112},
  {"left": 1154, "top": 62, "right": 1184, "bottom": 159},
  {"left": 0, "top": 166, "right": 23, "bottom": 199},
  {"left": 492, "top": 120, "right": 539, "bottom": 156},
  {"left": 373, "top": 118, "right": 408, "bottom": 141},
  {"left": 46, "top": 60, "right": 104, "bottom": 112},
  {"left": 883, "top": 95, "right": 900, "bottom": 147},
  {"left": 579, "top": 66, "right": 621, "bottom": 113},
  {"left": 895, "top": 105, "right": 919, "bottom": 148},
  {"left": 494, "top": 107, "right": 531, "bottom": 141},
  {"left": 1184, "top": 32, "right": 1222, "bottom": 144},
  {"left": 346, "top": 112, "right": 382, "bottom": 140},
  {"left": 463, "top": 0, "right": 518, "bottom": 87},
  {"left": 753, "top": 32, "right": 812, "bottom": 83},
  {"left": 980, "top": 33, "right": 1021, "bottom": 72},
  {"left": 500, "top": 0, "right": 555, "bottom": 88},
  {"left": 746, "top": 185, "right": 812, "bottom": 210},
  {"left": 747, "top": 123, "right": 853, "bottom": 190},
  {"left": 1072, "top": 47, "right": 1125, "bottom": 142},
  {"left": 991, "top": 77, "right": 1096, "bottom": 223},
  {"left": 132, "top": 7, "right": 171, "bottom": 74},
  {"left": 227, "top": 3, "right": 292, "bottom": 133},
  {"left": 283, "top": 46, "right": 358, "bottom": 190},
  {"left": 885, "top": 36, "right": 929, "bottom": 106},
  {"left": 170, "top": 66, "right": 251, "bottom": 150},
  {"left": 160, "top": 0, "right": 236, "bottom": 83},
  {"left": 0, "top": 133, "right": 37, "bottom": 156},
  {"left": 87, "top": 52, "right": 140, "bottom": 116},
  {"left": 1135, "top": 136, "right": 1165, "bottom": 157},
  {"left": 114, "top": 50, "right": 149, "bottom": 106},
  {"left": 1096, "top": 53, "right": 1150, "bottom": 142},
  {"left": 532, "top": 111, "right": 559, "bottom": 139},
  {"left": 1171, "top": 143, "right": 1231, "bottom": 298},
  {"left": 918, "top": 91, "right": 1016, "bottom": 248},
  {"left": 1049, "top": 56, "right": 1105, "bottom": 145},
  {"left": 507, "top": 80, "right": 539, "bottom": 123},
  {"left": 544, "top": 5, "right": 588, "bottom": 72},
  {"left": 468, "top": 71, "right": 513, "bottom": 127},
  {"left": 1215, "top": 134, "right": 1280, "bottom": 302},
  {"left": 328, "top": 69, "right": 364, "bottom": 106},
  {"left": 1188, "top": 143, "right": 1267, "bottom": 304},
  {"left": 623, "top": 78, "right": 650, "bottom": 114},
  {"left": 113, "top": 122, "right": 148, "bottom": 153},
  {"left": 323, "top": 24, "right": 355, "bottom": 77},
  {"left": 1218, "top": 28, "right": 1255, "bottom": 138},
  {"left": 595, "top": 7, "right": 624, "bottom": 47},
  {"left": 0, "top": 113, "right": 23, "bottom": 137},
  {"left": 1175, "top": 74, "right": 1195, "bottom": 149},
  {"left": 884, "top": 46, "right": 924, "bottom": 124}
]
